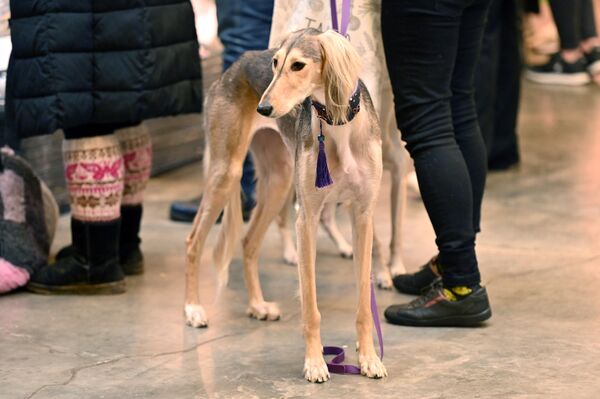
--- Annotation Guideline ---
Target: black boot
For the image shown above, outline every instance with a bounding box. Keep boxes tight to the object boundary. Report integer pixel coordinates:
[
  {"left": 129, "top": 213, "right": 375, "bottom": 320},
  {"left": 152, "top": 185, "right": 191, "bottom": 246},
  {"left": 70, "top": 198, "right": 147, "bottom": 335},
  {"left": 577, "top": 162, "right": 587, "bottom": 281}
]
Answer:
[
  {"left": 120, "top": 205, "right": 144, "bottom": 275},
  {"left": 55, "top": 207, "right": 144, "bottom": 275},
  {"left": 28, "top": 219, "right": 126, "bottom": 294}
]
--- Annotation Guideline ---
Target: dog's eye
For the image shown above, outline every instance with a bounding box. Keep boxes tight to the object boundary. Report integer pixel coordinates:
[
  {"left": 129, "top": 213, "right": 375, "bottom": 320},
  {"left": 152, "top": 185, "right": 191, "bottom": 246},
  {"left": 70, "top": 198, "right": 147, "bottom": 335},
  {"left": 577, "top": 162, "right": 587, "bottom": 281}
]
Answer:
[
  {"left": 273, "top": 58, "right": 278, "bottom": 68},
  {"left": 291, "top": 62, "right": 305, "bottom": 72}
]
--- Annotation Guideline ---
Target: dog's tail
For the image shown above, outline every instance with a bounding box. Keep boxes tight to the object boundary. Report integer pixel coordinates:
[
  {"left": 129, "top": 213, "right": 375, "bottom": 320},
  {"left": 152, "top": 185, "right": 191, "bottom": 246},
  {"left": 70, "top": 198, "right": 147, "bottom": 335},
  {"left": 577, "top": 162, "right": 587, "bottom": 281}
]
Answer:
[{"left": 212, "top": 183, "right": 243, "bottom": 298}]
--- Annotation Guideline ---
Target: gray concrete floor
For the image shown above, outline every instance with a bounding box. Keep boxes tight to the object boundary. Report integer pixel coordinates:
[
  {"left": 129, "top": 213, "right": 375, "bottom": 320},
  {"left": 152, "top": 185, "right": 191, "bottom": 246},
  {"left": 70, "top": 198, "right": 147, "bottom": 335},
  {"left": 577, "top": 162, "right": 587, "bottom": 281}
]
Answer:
[{"left": 2, "top": 81, "right": 600, "bottom": 399}]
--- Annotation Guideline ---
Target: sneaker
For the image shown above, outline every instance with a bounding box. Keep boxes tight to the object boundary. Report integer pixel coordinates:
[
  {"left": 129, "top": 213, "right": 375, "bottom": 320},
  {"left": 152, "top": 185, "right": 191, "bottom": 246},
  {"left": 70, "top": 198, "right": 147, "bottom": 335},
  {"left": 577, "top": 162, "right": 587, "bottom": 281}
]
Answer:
[
  {"left": 585, "top": 47, "right": 600, "bottom": 75},
  {"left": 384, "top": 286, "right": 492, "bottom": 327},
  {"left": 392, "top": 256, "right": 442, "bottom": 295},
  {"left": 526, "top": 53, "right": 590, "bottom": 85}
]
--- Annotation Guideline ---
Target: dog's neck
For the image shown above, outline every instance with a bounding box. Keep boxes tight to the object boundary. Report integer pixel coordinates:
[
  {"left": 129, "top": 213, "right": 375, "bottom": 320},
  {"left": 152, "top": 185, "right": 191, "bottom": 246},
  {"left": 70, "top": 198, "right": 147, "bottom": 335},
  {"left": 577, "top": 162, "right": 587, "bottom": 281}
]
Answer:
[{"left": 310, "top": 84, "right": 361, "bottom": 126}]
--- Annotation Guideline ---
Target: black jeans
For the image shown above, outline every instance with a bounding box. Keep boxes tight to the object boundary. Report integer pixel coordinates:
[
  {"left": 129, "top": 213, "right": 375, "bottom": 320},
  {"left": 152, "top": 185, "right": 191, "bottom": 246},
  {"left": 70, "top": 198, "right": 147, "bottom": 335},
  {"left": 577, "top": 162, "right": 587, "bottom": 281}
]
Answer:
[
  {"left": 382, "top": 0, "right": 492, "bottom": 287},
  {"left": 475, "top": 0, "right": 521, "bottom": 170},
  {"left": 549, "top": 0, "right": 597, "bottom": 50}
]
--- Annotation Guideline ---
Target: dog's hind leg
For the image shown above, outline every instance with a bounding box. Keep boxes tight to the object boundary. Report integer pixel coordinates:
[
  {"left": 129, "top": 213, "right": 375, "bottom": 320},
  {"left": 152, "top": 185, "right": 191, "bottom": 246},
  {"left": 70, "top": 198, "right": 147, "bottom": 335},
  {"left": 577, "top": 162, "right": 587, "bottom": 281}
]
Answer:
[
  {"left": 185, "top": 159, "right": 245, "bottom": 327},
  {"left": 185, "top": 103, "right": 252, "bottom": 328},
  {"left": 351, "top": 205, "right": 387, "bottom": 379},
  {"left": 212, "top": 182, "right": 243, "bottom": 293},
  {"left": 382, "top": 127, "right": 408, "bottom": 277},
  {"left": 320, "top": 203, "right": 353, "bottom": 259},
  {"left": 372, "top": 228, "right": 392, "bottom": 289},
  {"left": 277, "top": 186, "right": 298, "bottom": 266},
  {"left": 242, "top": 129, "right": 293, "bottom": 321}
]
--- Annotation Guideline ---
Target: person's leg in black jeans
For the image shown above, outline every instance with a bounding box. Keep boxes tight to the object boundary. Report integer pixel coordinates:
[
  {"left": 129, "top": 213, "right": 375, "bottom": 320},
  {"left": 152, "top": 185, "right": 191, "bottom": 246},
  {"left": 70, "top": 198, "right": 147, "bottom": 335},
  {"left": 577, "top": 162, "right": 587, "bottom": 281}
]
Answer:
[{"left": 382, "top": 0, "right": 492, "bottom": 327}]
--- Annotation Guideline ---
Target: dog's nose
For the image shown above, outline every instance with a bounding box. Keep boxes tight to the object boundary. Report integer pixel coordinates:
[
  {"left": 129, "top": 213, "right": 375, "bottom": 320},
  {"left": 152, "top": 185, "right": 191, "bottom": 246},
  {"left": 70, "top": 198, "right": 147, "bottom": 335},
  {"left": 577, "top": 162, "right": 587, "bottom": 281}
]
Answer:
[{"left": 257, "top": 103, "right": 273, "bottom": 117}]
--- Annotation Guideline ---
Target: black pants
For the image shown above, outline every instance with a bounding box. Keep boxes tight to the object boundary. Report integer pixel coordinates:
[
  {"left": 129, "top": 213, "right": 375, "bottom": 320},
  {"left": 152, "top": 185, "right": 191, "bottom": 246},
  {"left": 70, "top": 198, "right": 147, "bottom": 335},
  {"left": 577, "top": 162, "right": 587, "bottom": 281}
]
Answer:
[
  {"left": 382, "top": 0, "right": 492, "bottom": 287},
  {"left": 549, "top": 0, "right": 597, "bottom": 50},
  {"left": 475, "top": 0, "right": 521, "bottom": 170},
  {"left": 63, "top": 123, "right": 138, "bottom": 140}
]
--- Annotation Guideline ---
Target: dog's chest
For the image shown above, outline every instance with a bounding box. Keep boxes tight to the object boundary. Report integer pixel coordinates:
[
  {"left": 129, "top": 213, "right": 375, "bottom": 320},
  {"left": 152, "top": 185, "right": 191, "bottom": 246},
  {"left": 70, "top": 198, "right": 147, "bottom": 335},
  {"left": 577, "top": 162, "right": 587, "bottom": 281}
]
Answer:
[{"left": 325, "top": 124, "right": 361, "bottom": 182}]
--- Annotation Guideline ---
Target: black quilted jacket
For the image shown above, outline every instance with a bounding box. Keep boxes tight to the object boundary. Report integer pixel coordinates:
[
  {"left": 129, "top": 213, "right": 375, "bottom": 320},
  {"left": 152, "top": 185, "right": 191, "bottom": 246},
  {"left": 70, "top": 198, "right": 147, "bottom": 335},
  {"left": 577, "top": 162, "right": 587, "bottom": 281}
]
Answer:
[{"left": 6, "top": 0, "right": 203, "bottom": 138}]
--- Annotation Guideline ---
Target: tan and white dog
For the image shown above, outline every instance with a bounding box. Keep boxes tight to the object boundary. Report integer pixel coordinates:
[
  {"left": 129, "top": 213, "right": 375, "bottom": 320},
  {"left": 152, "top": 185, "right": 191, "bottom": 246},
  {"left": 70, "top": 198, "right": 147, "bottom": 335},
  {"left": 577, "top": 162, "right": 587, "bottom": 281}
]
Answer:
[
  {"left": 269, "top": 0, "right": 409, "bottom": 288},
  {"left": 184, "top": 28, "right": 386, "bottom": 382}
]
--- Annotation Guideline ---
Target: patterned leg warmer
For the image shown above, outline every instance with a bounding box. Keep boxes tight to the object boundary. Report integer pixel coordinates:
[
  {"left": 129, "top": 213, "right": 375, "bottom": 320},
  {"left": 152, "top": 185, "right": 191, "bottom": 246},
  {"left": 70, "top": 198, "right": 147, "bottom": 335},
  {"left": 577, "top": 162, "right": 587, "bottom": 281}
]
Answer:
[
  {"left": 116, "top": 124, "right": 152, "bottom": 206},
  {"left": 63, "top": 135, "right": 124, "bottom": 222}
]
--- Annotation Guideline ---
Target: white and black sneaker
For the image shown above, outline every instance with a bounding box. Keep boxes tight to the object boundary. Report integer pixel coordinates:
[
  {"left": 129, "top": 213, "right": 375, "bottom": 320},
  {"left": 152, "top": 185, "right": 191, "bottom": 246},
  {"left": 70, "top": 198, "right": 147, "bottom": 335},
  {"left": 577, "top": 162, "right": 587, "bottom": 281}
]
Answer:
[
  {"left": 585, "top": 47, "right": 600, "bottom": 76},
  {"left": 526, "top": 53, "right": 590, "bottom": 86}
]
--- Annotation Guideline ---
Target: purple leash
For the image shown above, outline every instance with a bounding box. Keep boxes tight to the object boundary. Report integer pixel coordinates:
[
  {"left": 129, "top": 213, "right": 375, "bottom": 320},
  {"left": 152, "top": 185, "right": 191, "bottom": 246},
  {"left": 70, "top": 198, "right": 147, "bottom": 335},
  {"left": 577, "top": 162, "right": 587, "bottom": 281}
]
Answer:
[
  {"left": 329, "top": 0, "right": 352, "bottom": 36},
  {"left": 321, "top": 0, "right": 384, "bottom": 376},
  {"left": 323, "top": 276, "right": 384, "bottom": 375}
]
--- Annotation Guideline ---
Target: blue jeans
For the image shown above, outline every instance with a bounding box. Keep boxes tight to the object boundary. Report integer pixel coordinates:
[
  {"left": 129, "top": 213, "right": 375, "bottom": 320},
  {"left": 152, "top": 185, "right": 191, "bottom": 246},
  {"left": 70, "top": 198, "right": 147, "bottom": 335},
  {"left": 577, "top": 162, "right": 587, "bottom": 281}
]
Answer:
[
  {"left": 382, "top": 0, "right": 492, "bottom": 287},
  {"left": 216, "top": 0, "right": 274, "bottom": 206}
]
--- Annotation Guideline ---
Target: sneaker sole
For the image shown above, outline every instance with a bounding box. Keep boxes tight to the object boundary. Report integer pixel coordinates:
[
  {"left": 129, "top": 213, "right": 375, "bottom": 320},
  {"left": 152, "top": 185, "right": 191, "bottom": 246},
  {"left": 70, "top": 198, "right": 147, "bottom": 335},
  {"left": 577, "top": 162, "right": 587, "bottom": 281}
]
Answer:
[
  {"left": 589, "top": 60, "right": 600, "bottom": 76},
  {"left": 387, "top": 307, "right": 492, "bottom": 327},
  {"left": 525, "top": 70, "right": 590, "bottom": 86},
  {"left": 26, "top": 280, "right": 126, "bottom": 295}
]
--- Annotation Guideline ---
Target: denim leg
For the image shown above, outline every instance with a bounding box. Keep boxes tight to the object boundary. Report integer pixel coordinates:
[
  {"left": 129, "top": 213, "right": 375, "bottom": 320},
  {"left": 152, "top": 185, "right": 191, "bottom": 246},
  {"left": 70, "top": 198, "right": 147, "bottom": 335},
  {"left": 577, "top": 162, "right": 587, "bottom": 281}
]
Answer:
[
  {"left": 216, "top": 0, "right": 275, "bottom": 70},
  {"left": 215, "top": 0, "right": 274, "bottom": 204}
]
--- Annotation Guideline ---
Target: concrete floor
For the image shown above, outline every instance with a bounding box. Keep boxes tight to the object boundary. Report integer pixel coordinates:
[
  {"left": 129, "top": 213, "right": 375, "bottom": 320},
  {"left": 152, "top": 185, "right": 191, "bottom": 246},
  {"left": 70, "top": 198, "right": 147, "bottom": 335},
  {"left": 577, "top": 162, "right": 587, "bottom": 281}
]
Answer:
[{"left": 2, "top": 81, "right": 600, "bottom": 399}]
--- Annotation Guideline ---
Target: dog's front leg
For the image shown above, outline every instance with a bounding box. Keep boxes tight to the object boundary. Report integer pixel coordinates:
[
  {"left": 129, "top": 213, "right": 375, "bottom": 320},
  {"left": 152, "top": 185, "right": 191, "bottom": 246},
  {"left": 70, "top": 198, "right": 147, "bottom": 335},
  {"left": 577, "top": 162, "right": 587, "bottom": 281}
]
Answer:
[
  {"left": 297, "top": 209, "right": 329, "bottom": 383},
  {"left": 351, "top": 208, "right": 387, "bottom": 379}
]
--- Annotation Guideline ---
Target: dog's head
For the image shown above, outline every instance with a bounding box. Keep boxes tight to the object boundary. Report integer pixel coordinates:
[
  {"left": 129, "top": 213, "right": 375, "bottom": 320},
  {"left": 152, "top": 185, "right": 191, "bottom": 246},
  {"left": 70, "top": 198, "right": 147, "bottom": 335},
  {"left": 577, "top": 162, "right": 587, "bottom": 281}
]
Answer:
[{"left": 257, "top": 29, "right": 362, "bottom": 122}]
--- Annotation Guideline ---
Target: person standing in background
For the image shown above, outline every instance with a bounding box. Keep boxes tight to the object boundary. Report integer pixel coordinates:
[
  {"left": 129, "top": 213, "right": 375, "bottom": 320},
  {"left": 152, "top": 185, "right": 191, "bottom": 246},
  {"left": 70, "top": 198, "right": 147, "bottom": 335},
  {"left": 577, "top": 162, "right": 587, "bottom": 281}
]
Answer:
[
  {"left": 169, "top": 0, "right": 275, "bottom": 224},
  {"left": 5, "top": 1, "right": 203, "bottom": 294},
  {"left": 475, "top": 0, "right": 521, "bottom": 170},
  {"left": 526, "top": 0, "right": 600, "bottom": 85}
]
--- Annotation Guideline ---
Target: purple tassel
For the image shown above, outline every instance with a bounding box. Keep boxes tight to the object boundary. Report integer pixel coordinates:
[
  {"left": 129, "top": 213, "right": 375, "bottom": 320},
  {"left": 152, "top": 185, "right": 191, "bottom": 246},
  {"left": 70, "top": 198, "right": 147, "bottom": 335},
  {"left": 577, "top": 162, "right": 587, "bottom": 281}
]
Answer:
[{"left": 315, "top": 121, "right": 333, "bottom": 188}]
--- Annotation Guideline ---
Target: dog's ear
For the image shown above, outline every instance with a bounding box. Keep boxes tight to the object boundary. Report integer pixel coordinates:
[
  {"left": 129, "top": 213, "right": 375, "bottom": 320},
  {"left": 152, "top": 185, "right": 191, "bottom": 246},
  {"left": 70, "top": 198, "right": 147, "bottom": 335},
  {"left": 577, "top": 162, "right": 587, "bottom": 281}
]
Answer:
[{"left": 317, "top": 30, "right": 362, "bottom": 124}]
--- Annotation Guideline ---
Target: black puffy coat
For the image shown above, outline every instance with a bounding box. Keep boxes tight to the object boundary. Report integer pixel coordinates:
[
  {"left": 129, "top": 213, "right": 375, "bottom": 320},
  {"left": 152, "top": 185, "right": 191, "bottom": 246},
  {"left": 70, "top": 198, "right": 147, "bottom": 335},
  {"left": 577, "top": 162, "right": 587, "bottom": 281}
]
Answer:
[{"left": 6, "top": 0, "right": 203, "bottom": 139}]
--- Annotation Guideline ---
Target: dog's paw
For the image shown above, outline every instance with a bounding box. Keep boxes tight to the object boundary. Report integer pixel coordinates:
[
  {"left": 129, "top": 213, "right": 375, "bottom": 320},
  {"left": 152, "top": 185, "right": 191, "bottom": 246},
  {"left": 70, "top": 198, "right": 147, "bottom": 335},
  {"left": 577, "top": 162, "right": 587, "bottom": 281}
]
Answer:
[
  {"left": 359, "top": 353, "right": 387, "bottom": 379},
  {"left": 185, "top": 304, "right": 208, "bottom": 328},
  {"left": 389, "top": 258, "right": 407, "bottom": 277},
  {"left": 338, "top": 244, "right": 353, "bottom": 259},
  {"left": 247, "top": 301, "right": 281, "bottom": 321},
  {"left": 304, "top": 356, "right": 330, "bottom": 383},
  {"left": 376, "top": 270, "right": 393, "bottom": 290},
  {"left": 283, "top": 247, "right": 298, "bottom": 266}
]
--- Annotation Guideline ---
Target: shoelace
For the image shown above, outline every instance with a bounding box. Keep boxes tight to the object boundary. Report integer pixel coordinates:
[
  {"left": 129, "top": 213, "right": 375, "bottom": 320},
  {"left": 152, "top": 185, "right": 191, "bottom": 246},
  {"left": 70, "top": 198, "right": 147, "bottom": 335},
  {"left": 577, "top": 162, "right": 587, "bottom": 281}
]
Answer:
[{"left": 410, "top": 285, "right": 444, "bottom": 307}]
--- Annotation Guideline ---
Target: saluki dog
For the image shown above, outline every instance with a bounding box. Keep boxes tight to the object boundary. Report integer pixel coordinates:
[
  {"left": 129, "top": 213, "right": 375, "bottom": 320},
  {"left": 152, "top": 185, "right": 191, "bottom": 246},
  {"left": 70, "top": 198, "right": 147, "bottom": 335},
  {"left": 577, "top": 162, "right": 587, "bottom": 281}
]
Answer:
[{"left": 185, "top": 28, "right": 387, "bottom": 382}]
